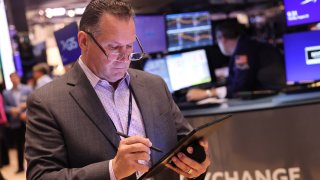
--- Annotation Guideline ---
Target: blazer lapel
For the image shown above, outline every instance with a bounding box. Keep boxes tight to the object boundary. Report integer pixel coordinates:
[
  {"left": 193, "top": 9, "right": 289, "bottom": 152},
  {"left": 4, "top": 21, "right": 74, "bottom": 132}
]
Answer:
[
  {"left": 68, "top": 62, "right": 120, "bottom": 150},
  {"left": 128, "top": 69, "right": 158, "bottom": 164}
]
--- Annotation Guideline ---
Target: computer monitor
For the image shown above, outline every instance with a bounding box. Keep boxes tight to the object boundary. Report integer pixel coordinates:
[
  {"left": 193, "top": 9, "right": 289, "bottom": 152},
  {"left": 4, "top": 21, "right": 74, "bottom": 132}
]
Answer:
[
  {"left": 143, "top": 49, "right": 211, "bottom": 92},
  {"left": 166, "top": 49, "right": 211, "bottom": 91},
  {"left": 166, "top": 11, "right": 213, "bottom": 52},
  {"left": 143, "top": 57, "right": 173, "bottom": 92},
  {"left": 284, "top": 30, "right": 320, "bottom": 84},
  {"left": 284, "top": 0, "right": 320, "bottom": 26},
  {"left": 134, "top": 15, "right": 167, "bottom": 54}
]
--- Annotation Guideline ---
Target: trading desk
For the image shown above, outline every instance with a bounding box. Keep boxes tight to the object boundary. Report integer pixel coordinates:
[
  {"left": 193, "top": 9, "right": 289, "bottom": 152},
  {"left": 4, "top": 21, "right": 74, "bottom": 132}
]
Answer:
[{"left": 182, "top": 91, "right": 320, "bottom": 180}]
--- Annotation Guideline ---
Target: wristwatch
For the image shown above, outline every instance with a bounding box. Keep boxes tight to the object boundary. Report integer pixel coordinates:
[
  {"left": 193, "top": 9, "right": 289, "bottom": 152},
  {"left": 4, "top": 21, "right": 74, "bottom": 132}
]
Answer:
[{"left": 206, "top": 89, "right": 212, "bottom": 98}]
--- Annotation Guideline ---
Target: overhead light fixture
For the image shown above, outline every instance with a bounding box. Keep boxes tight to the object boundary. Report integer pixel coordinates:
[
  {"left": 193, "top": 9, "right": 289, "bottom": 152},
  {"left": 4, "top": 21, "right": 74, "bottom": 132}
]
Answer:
[
  {"left": 75, "top": 7, "right": 85, "bottom": 15},
  {"left": 40, "top": 7, "right": 85, "bottom": 19},
  {"left": 67, "top": 10, "right": 76, "bottom": 17},
  {"left": 39, "top": 10, "right": 44, "bottom": 16},
  {"left": 45, "top": 8, "right": 66, "bottom": 18}
]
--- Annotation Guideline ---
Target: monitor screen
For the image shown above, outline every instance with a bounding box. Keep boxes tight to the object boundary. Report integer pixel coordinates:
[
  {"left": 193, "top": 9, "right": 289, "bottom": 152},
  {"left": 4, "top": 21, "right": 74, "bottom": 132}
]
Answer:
[
  {"left": 143, "top": 57, "right": 173, "bottom": 92},
  {"left": 284, "top": 0, "right": 320, "bottom": 26},
  {"left": 166, "top": 49, "right": 211, "bottom": 91},
  {"left": 134, "top": 15, "right": 167, "bottom": 54},
  {"left": 144, "top": 49, "right": 211, "bottom": 92},
  {"left": 166, "top": 11, "right": 213, "bottom": 52},
  {"left": 284, "top": 30, "right": 320, "bottom": 84}
]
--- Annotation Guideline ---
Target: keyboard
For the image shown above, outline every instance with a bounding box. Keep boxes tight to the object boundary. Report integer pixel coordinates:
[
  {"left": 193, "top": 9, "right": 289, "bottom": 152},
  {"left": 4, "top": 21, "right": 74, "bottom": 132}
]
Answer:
[
  {"left": 282, "top": 85, "right": 320, "bottom": 94},
  {"left": 234, "top": 90, "right": 278, "bottom": 100},
  {"left": 176, "top": 101, "right": 220, "bottom": 110}
]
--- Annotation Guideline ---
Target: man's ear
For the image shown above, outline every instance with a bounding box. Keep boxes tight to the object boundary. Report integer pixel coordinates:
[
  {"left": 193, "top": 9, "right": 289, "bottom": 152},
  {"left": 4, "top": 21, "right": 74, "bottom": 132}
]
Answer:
[{"left": 78, "top": 31, "right": 88, "bottom": 51}]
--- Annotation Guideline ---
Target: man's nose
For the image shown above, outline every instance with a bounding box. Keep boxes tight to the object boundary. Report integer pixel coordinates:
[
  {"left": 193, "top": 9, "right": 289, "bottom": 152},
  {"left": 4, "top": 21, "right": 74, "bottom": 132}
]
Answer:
[
  {"left": 117, "top": 46, "right": 132, "bottom": 61},
  {"left": 118, "top": 46, "right": 127, "bottom": 54}
]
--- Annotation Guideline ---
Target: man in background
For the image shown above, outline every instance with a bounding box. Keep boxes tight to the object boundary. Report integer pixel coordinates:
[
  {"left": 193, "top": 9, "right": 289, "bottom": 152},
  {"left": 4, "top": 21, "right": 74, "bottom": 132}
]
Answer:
[
  {"left": 187, "top": 20, "right": 285, "bottom": 101},
  {"left": 32, "top": 63, "right": 52, "bottom": 89},
  {"left": 25, "top": 0, "right": 211, "bottom": 179},
  {"left": 3, "top": 72, "right": 33, "bottom": 173}
]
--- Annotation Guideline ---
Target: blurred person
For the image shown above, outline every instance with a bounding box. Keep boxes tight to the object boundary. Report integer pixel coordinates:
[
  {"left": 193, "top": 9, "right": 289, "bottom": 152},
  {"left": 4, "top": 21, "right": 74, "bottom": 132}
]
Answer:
[
  {"left": 25, "top": 73, "right": 36, "bottom": 90},
  {"left": 186, "top": 20, "right": 285, "bottom": 101},
  {"left": 3, "top": 72, "right": 33, "bottom": 173},
  {"left": 32, "top": 63, "right": 52, "bottom": 89},
  {"left": 0, "top": 94, "right": 8, "bottom": 180},
  {"left": 63, "top": 62, "right": 76, "bottom": 73},
  {"left": 25, "top": 0, "right": 211, "bottom": 179},
  {"left": 26, "top": 78, "right": 36, "bottom": 90}
]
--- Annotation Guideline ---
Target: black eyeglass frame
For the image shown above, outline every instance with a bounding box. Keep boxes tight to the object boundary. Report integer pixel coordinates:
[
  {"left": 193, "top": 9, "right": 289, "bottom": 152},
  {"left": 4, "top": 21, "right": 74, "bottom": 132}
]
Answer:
[{"left": 84, "top": 30, "right": 146, "bottom": 61}]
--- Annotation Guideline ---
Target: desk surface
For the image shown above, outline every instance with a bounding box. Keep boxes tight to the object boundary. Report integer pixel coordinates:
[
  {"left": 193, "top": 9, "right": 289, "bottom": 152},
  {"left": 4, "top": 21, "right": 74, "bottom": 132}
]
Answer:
[{"left": 182, "top": 91, "right": 320, "bottom": 117}]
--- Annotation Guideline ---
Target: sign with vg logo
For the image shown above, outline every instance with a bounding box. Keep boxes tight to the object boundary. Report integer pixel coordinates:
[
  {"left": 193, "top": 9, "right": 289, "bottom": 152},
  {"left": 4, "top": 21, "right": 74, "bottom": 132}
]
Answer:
[
  {"left": 54, "top": 22, "right": 81, "bottom": 65},
  {"left": 60, "top": 37, "right": 78, "bottom": 52}
]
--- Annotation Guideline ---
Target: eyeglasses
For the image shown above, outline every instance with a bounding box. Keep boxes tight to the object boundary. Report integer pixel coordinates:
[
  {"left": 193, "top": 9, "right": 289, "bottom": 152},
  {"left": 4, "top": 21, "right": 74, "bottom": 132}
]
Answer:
[{"left": 84, "top": 31, "right": 146, "bottom": 62}]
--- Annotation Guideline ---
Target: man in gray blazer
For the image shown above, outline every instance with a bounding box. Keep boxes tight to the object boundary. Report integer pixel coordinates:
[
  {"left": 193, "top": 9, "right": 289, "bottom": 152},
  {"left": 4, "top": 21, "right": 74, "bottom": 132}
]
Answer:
[{"left": 25, "top": 0, "right": 211, "bottom": 179}]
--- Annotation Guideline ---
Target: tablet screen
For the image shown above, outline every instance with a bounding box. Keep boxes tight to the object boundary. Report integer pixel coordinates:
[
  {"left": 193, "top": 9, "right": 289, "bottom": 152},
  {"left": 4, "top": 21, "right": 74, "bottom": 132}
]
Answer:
[{"left": 138, "top": 114, "right": 232, "bottom": 179}]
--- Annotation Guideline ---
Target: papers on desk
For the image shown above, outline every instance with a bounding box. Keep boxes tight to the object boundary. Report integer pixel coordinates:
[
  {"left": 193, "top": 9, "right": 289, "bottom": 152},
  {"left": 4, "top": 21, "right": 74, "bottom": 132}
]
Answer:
[{"left": 196, "top": 97, "right": 227, "bottom": 105}]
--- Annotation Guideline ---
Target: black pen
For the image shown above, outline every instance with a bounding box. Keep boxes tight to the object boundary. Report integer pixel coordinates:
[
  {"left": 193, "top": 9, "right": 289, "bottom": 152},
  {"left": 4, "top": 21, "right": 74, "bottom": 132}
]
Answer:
[{"left": 116, "top": 131, "right": 163, "bottom": 153}]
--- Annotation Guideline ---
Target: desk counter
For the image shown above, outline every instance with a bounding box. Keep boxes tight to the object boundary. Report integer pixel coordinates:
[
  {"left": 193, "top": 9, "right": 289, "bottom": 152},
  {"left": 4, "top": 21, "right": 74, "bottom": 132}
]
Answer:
[{"left": 182, "top": 91, "right": 320, "bottom": 180}]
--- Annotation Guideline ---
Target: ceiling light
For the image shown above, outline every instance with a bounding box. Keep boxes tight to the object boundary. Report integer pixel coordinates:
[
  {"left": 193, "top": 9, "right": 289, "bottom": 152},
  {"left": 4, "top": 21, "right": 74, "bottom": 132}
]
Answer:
[
  {"left": 39, "top": 10, "right": 44, "bottom": 16},
  {"left": 75, "top": 7, "right": 85, "bottom": 15},
  {"left": 45, "top": 8, "right": 66, "bottom": 18},
  {"left": 67, "top": 10, "right": 75, "bottom": 17}
]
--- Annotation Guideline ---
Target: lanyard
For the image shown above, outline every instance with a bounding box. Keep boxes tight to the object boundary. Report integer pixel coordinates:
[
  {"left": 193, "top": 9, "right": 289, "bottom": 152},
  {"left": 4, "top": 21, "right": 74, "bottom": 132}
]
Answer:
[
  {"left": 126, "top": 78, "right": 133, "bottom": 135},
  {"left": 127, "top": 88, "right": 132, "bottom": 135}
]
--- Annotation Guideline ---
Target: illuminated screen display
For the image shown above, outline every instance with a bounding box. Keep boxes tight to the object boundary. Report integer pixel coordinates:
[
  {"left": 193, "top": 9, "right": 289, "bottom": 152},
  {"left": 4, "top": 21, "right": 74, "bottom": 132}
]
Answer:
[
  {"left": 166, "top": 11, "right": 213, "bottom": 52},
  {"left": 0, "top": 0, "right": 15, "bottom": 89},
  {"left": 284, "top": 0, "right": 320, "bottom": 26},
  {"left": 284, "top": 30, "right": 320, "bottom": 84},
  {"left": 143, "top": 49, "right": 211, "bottom": 92},
  {"left": 143, "top": 57, "right": 173, "bottom": 91},
  {"left": 134, "top": 15, "right": 167, "bottom": 54}
]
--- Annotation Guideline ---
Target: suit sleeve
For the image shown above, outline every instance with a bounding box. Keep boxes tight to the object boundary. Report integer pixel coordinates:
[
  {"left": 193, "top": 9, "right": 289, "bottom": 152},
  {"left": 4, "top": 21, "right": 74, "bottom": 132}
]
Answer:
[
  {"left": 158, "top": 78, "right": 208, "bottom": 180},
  {"left": 25, "top": 93, "right": 110, "bottom": 180},
  {"left": 159, "top": 77, "right": 193, "bottom": 135}
]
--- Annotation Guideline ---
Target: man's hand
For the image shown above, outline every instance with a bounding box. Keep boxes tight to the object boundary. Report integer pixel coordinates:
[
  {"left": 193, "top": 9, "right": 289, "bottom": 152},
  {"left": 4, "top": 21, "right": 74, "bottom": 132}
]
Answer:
[
  {"left": 166, "top": 139, "right": 211, "bottom": 179},
  {"left": 112, "top": 136, "right": 152, "bottom": 179},
  {"left": 186, "top": 88, "right": 216, "bottom": 102},
  {"left": 19, "top": 112, "right": 28, "bottom": 122},
  {"left": 19, "top": 102, "right": 27, "bottom": 110},
  {"left": 10, "top": 107, "right": 21, "bottom": 118}
]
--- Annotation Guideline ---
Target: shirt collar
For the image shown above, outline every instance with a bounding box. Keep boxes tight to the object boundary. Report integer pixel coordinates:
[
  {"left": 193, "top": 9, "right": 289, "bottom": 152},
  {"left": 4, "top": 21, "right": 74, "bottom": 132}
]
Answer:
[{"left": 78, "top": 56, "right": 130, "bottom": 89}]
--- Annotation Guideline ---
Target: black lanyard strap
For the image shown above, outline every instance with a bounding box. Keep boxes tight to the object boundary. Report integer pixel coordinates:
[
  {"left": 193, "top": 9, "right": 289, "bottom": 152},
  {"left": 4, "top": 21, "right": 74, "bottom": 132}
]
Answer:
[
  {"left": 125, "top": 78, "right": 133, "bottom": 135},
  {"left": 127, "top": 89, "right": 132, "bottom": 135}
]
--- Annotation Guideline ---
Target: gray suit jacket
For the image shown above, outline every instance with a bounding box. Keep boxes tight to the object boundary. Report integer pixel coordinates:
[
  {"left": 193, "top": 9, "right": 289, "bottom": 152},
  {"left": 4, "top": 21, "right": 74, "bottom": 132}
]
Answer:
[{"left": 25, "top": 62, "right": 192, "bottom": 180}]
